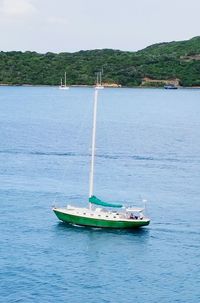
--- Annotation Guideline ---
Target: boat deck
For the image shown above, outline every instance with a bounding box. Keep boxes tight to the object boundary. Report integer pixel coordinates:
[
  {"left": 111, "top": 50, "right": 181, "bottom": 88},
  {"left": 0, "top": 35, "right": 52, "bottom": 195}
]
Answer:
[{"left": 53, "top": 206, "right": 149, "bottom": 223}]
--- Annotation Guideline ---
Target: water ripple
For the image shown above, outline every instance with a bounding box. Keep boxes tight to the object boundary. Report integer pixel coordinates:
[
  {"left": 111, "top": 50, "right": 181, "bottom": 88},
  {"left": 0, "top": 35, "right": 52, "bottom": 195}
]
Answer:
[{"left": 0, "top": 148, "right": 197, "bottom": 164}]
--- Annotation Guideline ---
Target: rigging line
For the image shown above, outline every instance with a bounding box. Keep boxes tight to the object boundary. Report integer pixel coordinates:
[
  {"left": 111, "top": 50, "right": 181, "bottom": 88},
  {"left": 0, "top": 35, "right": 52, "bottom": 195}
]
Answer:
[
  {"left": 94, "top": 91, "right": 117, "bottom": 197},
  {"left": 53, "top": 100, "right": 91, "bottom": 204},
  {"left": 100, "top": 93, "right": 132, "bottom": 202},
  {"left": 98, "top": 94, "right": 111, "bottom": 185},
  {"left": 52, "top": 93, "right": 93, "bottom": 205}
]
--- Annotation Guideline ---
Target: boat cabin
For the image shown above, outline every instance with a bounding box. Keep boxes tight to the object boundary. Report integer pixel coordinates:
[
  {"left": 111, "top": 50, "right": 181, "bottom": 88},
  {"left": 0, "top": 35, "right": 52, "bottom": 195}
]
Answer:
[{"left": 126, "top": 208, "right": 144, "bottom": 220}]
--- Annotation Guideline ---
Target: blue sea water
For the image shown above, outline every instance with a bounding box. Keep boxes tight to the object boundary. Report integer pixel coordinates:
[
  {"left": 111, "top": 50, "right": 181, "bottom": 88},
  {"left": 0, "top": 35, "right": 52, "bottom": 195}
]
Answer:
[{"left": 0, "top": 86, "right": 200, "bottom": 303}]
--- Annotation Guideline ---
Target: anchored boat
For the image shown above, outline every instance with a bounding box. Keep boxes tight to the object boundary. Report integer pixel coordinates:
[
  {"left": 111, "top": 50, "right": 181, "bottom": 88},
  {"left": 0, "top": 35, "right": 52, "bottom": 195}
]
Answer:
[
  {"left": 59, "top": 72, "right": 69, "bottom": 90},
  {"left": 53, "top": 89, "right": 150, "bottom": 228},
  {"left": 95, "top": 71, "right": 104, "bottom": 89}
]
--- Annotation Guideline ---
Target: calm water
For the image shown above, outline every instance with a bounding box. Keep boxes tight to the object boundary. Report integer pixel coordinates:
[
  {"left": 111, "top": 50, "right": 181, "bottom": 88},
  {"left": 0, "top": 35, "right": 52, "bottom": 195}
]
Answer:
[{"left": 0, "top": 86, "right": 200, "bottom": 303}]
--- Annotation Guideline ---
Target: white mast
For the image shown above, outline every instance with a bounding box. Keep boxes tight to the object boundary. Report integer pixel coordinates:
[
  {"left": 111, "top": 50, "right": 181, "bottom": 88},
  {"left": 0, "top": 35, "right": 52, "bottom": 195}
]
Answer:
[
  {"left": 89, "top": 89, "right": 98, "bottom": 208},
  {"left": 96, "top": 72, "right": 99, "bottom": 86},
  {"left": 64, "top": 72, "right": 66, "bottom": 87},
  {"left": 99, "top": 71, "right": 102, "bottom": 86}
]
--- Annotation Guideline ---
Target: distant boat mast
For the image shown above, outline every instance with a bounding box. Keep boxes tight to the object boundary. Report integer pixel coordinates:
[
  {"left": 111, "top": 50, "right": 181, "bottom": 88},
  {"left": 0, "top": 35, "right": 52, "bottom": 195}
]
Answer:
[
  {"left": 59, "top": 71, "right": 69, "bottom": 90},
  {"left": 95, "top": 70, "right": 104, "bottom": 89}
]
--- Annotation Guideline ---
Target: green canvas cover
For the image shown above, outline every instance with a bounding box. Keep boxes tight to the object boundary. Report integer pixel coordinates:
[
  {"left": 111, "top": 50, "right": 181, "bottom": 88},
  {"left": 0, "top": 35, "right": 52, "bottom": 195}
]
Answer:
[{"left": 89, "top": 195, "right": 123, "bottom": 208}]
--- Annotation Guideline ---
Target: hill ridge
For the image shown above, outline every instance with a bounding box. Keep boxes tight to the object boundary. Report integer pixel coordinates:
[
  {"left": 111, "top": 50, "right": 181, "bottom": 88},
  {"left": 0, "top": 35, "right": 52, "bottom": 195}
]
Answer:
[{"left": 0, "top": 36, "right": 200, "bottom": 87}]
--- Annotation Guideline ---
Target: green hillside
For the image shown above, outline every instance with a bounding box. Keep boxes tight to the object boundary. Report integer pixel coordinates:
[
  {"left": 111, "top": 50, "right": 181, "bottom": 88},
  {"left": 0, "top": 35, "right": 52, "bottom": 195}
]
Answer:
[{"left": 0, "top": 36, "right": 200, "bottom": 87}]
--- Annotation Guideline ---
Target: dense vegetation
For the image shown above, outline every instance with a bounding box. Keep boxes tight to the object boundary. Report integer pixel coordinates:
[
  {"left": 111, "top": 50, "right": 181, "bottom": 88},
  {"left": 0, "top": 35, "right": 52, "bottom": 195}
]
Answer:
[{"left": 0, "top": 36, "right": 200, "bottom": 87}]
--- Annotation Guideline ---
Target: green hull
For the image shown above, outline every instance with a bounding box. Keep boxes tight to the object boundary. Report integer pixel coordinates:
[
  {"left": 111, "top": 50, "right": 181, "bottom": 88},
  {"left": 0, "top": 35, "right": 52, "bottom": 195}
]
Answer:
[{"left": 53, "top": 209, "right": 150, "bottom": 229}]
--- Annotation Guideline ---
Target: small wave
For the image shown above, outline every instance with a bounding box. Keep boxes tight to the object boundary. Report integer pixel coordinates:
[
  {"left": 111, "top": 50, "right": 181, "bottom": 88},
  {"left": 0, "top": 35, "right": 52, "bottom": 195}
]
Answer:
[
  {"left": 128, "top": 155, "right": 183, "bottom": 163},
  {"left": 30, "top": 151, "right": 77, "bottom": 157},
  {"left": 98, "top": 154, "right": 119, "bottom": 160},
  {"left": 0, "top": 149, "right": 84, "bottom": 157},
  {"left": 70, "top": 223, "right": 85, "bottom": 228},
  {"left": 0, "top": 149, "right": 196, "bottom": 164}
]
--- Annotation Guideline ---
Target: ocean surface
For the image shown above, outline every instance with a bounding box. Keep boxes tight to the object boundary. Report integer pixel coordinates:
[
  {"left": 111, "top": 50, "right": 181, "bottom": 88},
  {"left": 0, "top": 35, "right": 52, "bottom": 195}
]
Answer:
[{"left": 0, "top": 86, "right": 200, "bottom": 303}]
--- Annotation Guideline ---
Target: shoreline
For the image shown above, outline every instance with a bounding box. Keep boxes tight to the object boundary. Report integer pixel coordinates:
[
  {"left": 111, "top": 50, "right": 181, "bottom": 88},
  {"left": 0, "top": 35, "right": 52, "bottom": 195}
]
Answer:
[{"left": 0, "top": 83, "right": 200, "bottom": 89}]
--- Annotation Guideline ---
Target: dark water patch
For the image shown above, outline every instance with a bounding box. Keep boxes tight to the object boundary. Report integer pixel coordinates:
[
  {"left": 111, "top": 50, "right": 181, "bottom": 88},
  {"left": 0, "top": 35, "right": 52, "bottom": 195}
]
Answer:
[{"left": 153, "top": 225, "right": 200, "bottom": 236}]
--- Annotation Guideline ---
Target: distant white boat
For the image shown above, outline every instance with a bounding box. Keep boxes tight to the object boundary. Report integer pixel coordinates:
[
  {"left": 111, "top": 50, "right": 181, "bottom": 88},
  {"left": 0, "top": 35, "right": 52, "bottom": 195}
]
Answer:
[
  {"left": 164, "top": 84, "right": 178, "bottom": 89},
  {"left": 95, "top": 71, "right": 104, "bottom": 89},
  {"left": 59, "top": 72, "right": 69, "bottom": 90}
]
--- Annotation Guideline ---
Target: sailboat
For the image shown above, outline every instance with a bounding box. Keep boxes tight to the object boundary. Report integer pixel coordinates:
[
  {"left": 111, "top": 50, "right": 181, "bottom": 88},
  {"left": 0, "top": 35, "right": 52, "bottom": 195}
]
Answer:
[
  {"left": 59, "top": 72, "right": 69, "bottom": 90},
  {"left": 53, "top": 89, "right": 150, "bottom": 228},
  {"left": 95, "top": 71, "right": 104, "bottom": 89}
]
